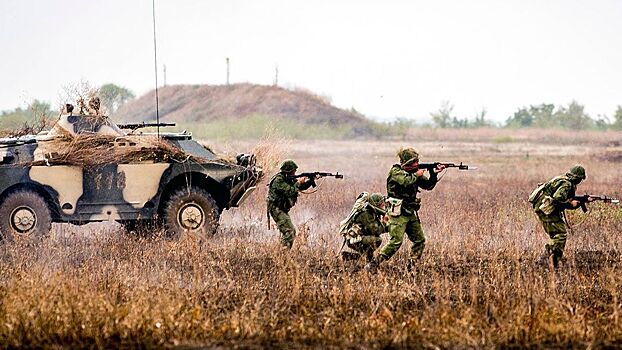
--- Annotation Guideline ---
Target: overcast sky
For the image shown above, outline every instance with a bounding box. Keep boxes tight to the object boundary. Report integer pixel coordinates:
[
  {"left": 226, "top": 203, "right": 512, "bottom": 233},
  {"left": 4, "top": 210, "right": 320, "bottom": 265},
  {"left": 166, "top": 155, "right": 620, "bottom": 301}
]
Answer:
[{"left": 1, "top": 0, "right": 621, "bottom": 122}]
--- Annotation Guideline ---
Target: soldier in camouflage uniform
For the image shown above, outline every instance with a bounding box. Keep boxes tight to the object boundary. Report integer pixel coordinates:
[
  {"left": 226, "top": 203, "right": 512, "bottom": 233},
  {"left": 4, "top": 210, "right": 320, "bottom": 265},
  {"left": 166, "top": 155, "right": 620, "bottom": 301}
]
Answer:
[
  {"left": 266, "top": 160, "right": 315, "bottom": 248},
  {"left": 532, "top": 165, "right": 591, "bottom": 268},
  {"left": 368, "top": 148, "right": 445, "bottom": 270},
  {"left": 340, "top": 193, "right": 388, "bottom": 263}
]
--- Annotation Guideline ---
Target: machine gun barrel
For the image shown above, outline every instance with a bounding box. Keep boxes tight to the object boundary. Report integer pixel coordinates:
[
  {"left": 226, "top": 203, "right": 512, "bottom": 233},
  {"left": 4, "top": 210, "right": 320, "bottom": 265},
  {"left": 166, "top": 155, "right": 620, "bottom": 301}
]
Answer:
[{"left": 118, "top": 122, "right": 177, "bottom": 131}]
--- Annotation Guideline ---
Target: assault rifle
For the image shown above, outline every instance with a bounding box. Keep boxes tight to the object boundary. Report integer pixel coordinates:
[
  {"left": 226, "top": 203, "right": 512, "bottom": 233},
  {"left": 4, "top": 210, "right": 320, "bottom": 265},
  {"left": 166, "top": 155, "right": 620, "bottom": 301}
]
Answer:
[
  {"left": 416, "top": 162, "right": 476, "bottom": 171},
  {"left": 572, "top": 194, "right": 620, "bottom": 212},
  {"left": 288, "top": 172, "right": 344, "bottom": 188},
  {"left": 117, "top": 122, "right": 177, "bottom": 131}
]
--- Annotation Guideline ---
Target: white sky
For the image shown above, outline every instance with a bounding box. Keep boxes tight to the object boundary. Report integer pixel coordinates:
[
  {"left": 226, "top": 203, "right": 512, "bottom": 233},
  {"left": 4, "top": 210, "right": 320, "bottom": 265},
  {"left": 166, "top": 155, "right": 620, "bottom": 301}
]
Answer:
[{"left": 1, "top": 0, "right": 621, "bottom": 122}]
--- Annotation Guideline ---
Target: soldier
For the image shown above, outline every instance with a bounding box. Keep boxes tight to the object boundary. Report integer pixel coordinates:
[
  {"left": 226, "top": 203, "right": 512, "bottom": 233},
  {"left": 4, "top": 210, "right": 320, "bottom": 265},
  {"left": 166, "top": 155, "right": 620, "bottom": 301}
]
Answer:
[
  {"left": 531, "top": 165, "right": 591, "bottom": 268},
  {"left": 339, "top": 192, "right": 388, "bottom": 263},
  {"left": 368, "top": 148, "right": 445, "bottom": 270},
  {"left": 266, "top": 159, "right": 316, "bottom": 248}
]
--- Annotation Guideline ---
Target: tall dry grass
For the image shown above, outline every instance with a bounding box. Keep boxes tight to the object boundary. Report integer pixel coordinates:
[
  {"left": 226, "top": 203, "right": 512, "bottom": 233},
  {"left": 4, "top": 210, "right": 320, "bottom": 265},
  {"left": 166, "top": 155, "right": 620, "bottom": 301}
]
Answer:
[{"left": 0, "top": 138, "right": 621, "bottom": 348}]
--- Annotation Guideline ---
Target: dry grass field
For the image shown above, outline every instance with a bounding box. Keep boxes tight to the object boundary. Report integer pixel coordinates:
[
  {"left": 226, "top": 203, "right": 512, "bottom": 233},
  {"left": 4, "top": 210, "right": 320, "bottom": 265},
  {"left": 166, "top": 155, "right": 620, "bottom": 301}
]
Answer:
[{"left": 1, "top": 130, "right": 621, "bottom": 348}]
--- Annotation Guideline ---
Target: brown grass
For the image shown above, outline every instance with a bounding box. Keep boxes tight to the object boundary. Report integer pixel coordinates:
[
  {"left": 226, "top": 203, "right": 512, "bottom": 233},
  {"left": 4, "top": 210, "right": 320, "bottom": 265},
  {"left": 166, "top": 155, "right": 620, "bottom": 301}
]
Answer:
[{"left": 0, "top": 135, "right": 621, "bottom": 348}]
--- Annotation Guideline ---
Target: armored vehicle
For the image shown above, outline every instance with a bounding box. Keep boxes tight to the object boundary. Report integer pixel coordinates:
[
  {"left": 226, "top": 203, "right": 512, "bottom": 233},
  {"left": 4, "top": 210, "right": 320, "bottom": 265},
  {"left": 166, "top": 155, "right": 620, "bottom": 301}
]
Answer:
[{"left": 0, "top": 109, "right": 261, "bottom": 241}]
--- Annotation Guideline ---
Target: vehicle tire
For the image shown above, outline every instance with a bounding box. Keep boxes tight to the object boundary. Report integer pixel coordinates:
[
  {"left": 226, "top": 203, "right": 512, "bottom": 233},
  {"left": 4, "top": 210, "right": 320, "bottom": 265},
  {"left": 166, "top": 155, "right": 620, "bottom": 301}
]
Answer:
[
  {"left": 0, "top": 189, "right": 52, "bottom": 242},
  {"left": 162, "top": 188, "right": 220, "bottom": 240}
]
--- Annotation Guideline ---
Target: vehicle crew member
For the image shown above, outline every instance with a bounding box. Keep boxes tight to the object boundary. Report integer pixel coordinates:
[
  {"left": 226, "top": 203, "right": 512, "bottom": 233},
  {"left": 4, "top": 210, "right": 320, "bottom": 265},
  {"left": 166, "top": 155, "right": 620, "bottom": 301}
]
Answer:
[{"left": 266, "top": 159, "right": 315, "bottom": 248}]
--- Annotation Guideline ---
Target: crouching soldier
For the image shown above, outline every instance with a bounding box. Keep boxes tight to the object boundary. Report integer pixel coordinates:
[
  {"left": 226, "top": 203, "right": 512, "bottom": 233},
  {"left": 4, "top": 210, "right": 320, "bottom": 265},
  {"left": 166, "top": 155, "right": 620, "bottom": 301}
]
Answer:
[
  {"left": 339, "top": 192, "right": 388, "bottom": 263},
  {"left": 529, "top": 165, "right": 591, "bottom": 268},
  {"left": 368, "top": 148, "right": 445, "bottom": 271},
  {"left": 266, "top": 159, "right": 316, "bottom": 248}
]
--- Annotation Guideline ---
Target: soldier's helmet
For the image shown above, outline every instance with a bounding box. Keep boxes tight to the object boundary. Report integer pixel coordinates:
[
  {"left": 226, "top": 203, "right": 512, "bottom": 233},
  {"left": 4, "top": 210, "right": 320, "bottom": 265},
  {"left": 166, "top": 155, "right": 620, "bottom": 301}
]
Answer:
[
  {"left": 568, "top": 165, "right": 586, "bottom": 181},
  {"left": 367, "top": 193, "right": 386, "bottom": 213},
  {"left": 398, "top": 147, "right": 419, "bottom": 166},
  {"left": 280, "top": 159, "right": 298, "bottom": 173}
]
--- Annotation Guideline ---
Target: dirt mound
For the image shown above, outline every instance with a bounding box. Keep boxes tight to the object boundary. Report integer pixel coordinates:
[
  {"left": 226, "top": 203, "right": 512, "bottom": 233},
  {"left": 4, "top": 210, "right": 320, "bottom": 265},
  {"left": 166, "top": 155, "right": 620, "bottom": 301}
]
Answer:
[{"left": 113, "top": 83, "right": 371, "bottom": 130}]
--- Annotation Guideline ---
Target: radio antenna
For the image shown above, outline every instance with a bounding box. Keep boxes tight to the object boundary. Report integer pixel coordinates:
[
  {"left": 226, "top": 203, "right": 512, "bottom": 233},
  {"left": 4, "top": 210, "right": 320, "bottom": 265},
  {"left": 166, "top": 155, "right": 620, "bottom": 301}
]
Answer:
[{"left": 152, "top": 0, "right": 160, "bottom": 138}]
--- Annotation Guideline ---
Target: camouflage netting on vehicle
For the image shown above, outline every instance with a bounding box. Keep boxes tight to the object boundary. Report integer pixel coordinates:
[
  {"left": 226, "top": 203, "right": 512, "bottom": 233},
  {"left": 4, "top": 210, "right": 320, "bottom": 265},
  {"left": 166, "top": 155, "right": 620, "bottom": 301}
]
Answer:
[{"left": 26, "top": 133, "right": 201, "bottom": 168}]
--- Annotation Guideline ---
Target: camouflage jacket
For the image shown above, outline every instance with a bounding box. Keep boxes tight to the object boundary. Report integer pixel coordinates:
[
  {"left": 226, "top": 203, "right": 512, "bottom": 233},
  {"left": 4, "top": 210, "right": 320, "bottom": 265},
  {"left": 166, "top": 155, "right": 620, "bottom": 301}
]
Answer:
[
  {"left": 386, "top": 164, "right": 437, "bottom": 212},
  {"left": 534, "top": 175, "right": 577, "bottom": 216},
  {"left": 350, "top": 206, "right": 387, "bottom": 237},
  {"left": 266, "top": 173, "right": 312, "bottom": 211}
]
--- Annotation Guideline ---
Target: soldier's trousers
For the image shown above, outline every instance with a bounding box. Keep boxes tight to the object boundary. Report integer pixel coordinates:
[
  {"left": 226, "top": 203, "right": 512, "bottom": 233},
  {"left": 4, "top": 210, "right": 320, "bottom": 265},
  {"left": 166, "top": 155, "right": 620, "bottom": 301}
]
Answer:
[
  {"left": 346, "top": 236, "right": 382, "bottom": 262},
  {"left": 537, "top": 212, "right": 567, "bottom": 261},
  {"left": 379, "top": 212, "right": 425, "bottom": 261},
  {"left": 268, "top": 205, "right": 295, "bottom": 248}
]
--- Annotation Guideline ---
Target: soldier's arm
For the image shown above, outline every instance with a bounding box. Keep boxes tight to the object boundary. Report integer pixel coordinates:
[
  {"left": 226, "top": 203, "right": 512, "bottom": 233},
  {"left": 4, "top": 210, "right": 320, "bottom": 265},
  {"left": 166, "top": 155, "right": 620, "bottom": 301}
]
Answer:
[
  {"left": 297, "top": 178, "right": 314, "bottom": 192},
  {"left": 273, "top": 176, "right": 299, "bottom": 197},
  {"left": 357, "top": 211, "right": 386, "bottom": 236},
  {"left": 416, "top": 171, "right": 438, "bottom": 191},
  {"left": 551, "top": 183, "right": 574, "bottom": 209},
  {"left": 391, "top": 168, "right": 419, "bottom": 187}
]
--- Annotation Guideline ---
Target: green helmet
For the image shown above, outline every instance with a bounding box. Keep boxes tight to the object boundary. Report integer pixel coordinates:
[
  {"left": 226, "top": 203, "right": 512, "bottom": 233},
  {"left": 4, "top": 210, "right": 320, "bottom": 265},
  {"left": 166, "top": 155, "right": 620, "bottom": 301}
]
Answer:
[
  {"left": 280, "top": 159, "right": 298, "bottom": 172},
  {"left": 367, "top": 193, "right": 386, "bottom": 214},
  {"left": 398, "top": 147, "right": 419, "bottom": 166},
  {"left": 368, "top": 193, "right": 385, "bottom": 207},
  {"left": 568, "top": 165, "right": 586, "bottom": 181}
]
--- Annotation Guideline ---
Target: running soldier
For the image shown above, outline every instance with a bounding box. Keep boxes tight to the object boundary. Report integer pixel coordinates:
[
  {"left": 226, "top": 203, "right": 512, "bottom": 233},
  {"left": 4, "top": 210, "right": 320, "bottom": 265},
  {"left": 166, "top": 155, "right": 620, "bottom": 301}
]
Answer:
[
  {"left": 530, "top": 165, "right": 591, "bottom": 268},
  {"left": 266, "top": 160, "right": 316, "bottom": 248},
  {"left": 339, "top": 192, "right": 388, "bottom": 263},
  {"left": 368, "top": 148, "right": 445, "bottom": 270}
]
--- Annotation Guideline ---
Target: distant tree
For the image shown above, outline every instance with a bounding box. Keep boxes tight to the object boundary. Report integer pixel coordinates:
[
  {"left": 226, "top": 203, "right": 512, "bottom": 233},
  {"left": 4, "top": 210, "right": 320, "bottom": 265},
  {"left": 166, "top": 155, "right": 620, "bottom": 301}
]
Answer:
[
  {"left": 431, "top": 100, "right": 453, "bottom": 128},
  {"left": 612, "top": 106, "right": 622, "bottom": 130},
  {"left": 506, "top": 107, "right": 533, "bottom": 128},
  {"left": 554, "top": 100, "right": 592, "bottom": 130},
  {"left": 530, "top": 103, "right": 556, "bottom": 128},
  {"left": 28, "top": 100, "right": 52, "bottom": 118},
  {"left": 450, "top": 117, "right": 469, "bottom": 128},
  {"left": 99, "top": 83, "right": 135, "bottom": 114},
  {"left": 471, "top": 107, "right": 492, "bottom": 128}
]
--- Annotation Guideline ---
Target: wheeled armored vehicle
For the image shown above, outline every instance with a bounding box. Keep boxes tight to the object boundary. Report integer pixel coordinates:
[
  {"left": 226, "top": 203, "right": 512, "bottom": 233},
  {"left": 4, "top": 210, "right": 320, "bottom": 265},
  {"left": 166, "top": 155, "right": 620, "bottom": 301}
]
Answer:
[{"left": 0, "top": 110, "right": 261, "bottom": 241}]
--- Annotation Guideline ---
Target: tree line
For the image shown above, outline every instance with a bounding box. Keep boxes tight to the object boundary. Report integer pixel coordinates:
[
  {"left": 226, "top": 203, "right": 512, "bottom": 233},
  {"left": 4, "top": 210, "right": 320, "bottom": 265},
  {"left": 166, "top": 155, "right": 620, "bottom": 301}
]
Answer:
[{"left": 430, "top": 100, "right": 622, "bottom": 130}]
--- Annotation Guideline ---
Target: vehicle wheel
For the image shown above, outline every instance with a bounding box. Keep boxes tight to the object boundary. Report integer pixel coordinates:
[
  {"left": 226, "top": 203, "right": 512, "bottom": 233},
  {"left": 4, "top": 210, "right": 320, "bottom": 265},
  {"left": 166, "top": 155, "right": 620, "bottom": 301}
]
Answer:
[
  {"left": 163, "top": 188, "right": 220, "bottom": 240},
  {"left": 0, "top": 189, "right": 52, "bottom": 242}
]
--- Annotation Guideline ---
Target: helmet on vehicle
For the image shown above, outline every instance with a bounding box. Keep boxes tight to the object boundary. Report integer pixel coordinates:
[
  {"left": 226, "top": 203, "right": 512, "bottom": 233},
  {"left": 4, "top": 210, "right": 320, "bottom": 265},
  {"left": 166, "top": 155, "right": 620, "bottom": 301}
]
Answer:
[
  {"left": 568, "top": 165, "right": 586, "bottom": 181},
  {"left": 280, "top": 159, "right": 298, "bottom": 173},
  {"left": 398, "top": 147, "right": 419, "bottom": 166}
]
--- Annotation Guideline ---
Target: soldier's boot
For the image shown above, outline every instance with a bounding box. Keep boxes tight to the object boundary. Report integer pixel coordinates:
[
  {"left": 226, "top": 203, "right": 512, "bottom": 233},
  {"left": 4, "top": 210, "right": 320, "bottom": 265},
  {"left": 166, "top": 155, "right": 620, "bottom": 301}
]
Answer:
[
  {"left": 551, "top": 252, "right": 565, "bottom": 269},
  {"left": 341, "top": 251, "right": 361, "bottom": 262},
  {"left": 406, "top": 259, "right": 416, "bottom": 272},
  {"left": 537, "top": 246, "right": 552, "bottom": 267},
  {"left": 364, "top": 255, "right": 385, "bottom": 274}
]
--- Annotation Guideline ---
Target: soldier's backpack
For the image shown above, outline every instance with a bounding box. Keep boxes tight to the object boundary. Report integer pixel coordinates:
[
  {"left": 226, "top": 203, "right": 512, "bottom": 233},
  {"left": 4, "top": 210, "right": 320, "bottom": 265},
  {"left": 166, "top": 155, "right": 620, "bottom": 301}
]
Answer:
[
  {"left": 338, "top": 192, "right": 370, "bottom": 237},
  {"left": 528, "top": 175, "right": 569, "bottom": 214}
]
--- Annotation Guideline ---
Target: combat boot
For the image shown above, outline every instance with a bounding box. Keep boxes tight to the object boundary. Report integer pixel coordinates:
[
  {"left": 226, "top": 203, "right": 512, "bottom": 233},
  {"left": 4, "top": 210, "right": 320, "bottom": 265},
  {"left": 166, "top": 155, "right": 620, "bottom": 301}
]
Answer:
[
  {"left": 341, "top": 251, "right": 361, "bottom": 262},
  {"left": 552, "top": 254, "right": 565, "bottom": 269},
  {"left": 537, "top": 248, "right": 551, "bottom": 268},
  {"left": 365, "top": 255, "right": 384, "bottom": 274}
]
